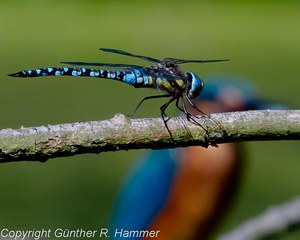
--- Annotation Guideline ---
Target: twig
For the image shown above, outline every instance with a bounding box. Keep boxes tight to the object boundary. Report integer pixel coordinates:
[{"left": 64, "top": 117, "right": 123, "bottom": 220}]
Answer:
[
  {"left": 219, "top": 196, "right": 300, "bottom": 240},
  {"left": 0, "top": 110, "right": 299, "bottom": 163}
]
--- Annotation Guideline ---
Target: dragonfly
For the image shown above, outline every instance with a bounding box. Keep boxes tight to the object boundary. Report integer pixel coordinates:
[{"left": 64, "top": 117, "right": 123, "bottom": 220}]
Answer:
[{"left": 9, "top": 48, "right": 228, "bottom": 138}]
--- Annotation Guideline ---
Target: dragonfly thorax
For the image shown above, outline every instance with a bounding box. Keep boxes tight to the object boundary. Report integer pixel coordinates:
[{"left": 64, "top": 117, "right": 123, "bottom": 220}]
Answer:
[{"left": 186, "top": 72, "right": 204, "bottom": 99}]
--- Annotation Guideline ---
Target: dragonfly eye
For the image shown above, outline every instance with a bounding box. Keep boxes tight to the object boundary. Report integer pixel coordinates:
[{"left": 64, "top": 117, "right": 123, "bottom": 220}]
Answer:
[{"left": 187, "top": 72, "right": 204, "bottom": 99}]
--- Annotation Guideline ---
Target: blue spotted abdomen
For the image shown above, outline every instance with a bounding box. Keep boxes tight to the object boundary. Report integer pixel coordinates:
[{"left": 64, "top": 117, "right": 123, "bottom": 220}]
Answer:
[{"left": 9, "top": 67, "right": 154, "bottom": 88}]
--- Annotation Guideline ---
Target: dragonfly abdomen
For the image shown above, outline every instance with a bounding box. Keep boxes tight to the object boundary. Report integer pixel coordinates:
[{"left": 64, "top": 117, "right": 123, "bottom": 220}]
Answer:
[
  {"left": 9, "top": 67, "right": 125, "bottom": 79},
  {"left": 9, "top": 67, "right": 155, "bottom": 88}
]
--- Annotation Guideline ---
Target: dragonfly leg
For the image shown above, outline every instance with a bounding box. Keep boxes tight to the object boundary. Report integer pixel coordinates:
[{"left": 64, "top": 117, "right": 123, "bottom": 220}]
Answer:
[
  {"left": 159, "top": 96, "right": 178, "bottom": 139},
  {"left": 127, "top": 94, "right": 171, "bottom": 117},
  {"left": 175, "top": 97, "right": 199, "bottom": 125},
  {"left": 181, "top": 98, "right": 208, "bottom": 134},
  {"left": 175, "top": 97, "right": 185, "bottom": 113},
  {"left": 175, "top": 97, "right": 195, "bottom": 139},
  {"left": 175, "top": 97, "right": 199, "bottom": 124},
  {"left": 185, "top": 96, "right": 208, "bottom": 116},
  {"left": 176, "top": 97, "right": 195, "bottom": 119},
  {"left": 173, "top": 96, "right": 209, "bottom": 136},
  {"left": 173, "top": 81, "right": 193, "bottom": 118},
  {"left": 185, "top": 95, "right": 226, "bottom": 136},
  {"left": 181, "top": 98, "right": 193, "bottom": 119}
]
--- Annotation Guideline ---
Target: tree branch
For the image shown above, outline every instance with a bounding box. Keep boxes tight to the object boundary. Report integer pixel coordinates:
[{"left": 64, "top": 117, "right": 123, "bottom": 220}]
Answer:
[{"left": 0, "top": 110, "right": 299, "bottom": 163}]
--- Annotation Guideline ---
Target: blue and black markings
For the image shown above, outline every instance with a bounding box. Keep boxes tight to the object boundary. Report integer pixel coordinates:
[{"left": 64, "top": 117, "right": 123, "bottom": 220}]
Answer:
[{"left": 10, "top": 67, "right": 153, "bottom": 88}]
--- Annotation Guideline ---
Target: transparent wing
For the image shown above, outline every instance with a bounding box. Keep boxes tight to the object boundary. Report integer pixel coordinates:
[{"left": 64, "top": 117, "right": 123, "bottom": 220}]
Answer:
[
  {"left": 99, "top": 48, "right": 162, "bottom": 63},
  {"left": 163, "top": 58, "right": 229, "bottom": 65},
  {"left": 99, "top": 48, "right": 229, "bottom": 65},
  {"left": 61, "top": 61, "right": 144, "bottom": 68}
]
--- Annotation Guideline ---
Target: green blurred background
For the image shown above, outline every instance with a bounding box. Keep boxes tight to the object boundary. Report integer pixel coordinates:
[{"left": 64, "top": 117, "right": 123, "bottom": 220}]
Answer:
[{"left": 1, "top": 1, "right": 300, "bottom": 239}]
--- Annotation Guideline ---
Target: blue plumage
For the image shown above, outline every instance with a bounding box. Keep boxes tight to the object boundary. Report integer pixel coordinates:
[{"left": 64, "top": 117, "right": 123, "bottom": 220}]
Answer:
[{"left": 110, "top": 149, "right": 178, "bottom": 239}]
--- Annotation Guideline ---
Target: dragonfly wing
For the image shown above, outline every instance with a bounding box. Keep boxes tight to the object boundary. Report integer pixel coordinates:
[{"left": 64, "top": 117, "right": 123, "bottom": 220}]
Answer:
[
  {"left": 163, "top": 58, "right": 229, "bottom": 65},
  {"left": 61, "top": 61, "right": 144, "bottom": 68},
  {"left": 99, "top": 48, "right": 162, "bottom": 63}
]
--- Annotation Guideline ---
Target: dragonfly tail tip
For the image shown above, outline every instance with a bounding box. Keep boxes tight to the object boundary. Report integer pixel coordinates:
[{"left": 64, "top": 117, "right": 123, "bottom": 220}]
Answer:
[{"left": 8, "top": 72, "right": 22, "bottom": 77}]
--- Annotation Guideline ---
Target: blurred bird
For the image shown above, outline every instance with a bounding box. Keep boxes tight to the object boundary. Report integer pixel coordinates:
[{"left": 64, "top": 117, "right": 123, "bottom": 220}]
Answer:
[{"left": 110, "top": 76, "right": 286, "bottom": 240}]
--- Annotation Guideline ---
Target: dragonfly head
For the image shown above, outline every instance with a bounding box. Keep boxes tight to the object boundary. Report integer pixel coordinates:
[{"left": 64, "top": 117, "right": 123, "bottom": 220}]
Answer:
[{"left": 187, "top": 72, "right": 204, "bottom": 99}]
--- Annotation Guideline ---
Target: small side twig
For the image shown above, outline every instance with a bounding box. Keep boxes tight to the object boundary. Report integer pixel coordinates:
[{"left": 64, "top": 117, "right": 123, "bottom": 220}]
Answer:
[
  {"left": 0, "top": 110, "right": 299, "bottom": 163},
  {"left": 219, "top": 196, "right": 300, "bottom": 240}
]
